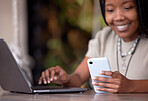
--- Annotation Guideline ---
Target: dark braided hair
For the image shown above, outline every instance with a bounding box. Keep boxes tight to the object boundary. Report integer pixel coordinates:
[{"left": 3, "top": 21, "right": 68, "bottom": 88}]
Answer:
[{"left": 99, "top": 0, "right": 148, "bottom": 38}]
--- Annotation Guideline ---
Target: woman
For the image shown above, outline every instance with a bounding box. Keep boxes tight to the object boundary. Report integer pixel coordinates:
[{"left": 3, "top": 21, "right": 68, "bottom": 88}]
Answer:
[{"left": 38, "top": 0, "right": 148, "bottom": 93}]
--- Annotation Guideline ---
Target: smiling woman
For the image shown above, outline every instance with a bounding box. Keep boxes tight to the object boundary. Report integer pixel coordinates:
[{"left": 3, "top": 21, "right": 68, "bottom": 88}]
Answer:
[
  {"left": 39, "top": 0, "right": 148, "bottom": 93},
  {"left": 100, "top": 0, "right": 148, "bottom": 40},
  {"left": 105, "top": 0, "right": 139, "bottom": 42}
]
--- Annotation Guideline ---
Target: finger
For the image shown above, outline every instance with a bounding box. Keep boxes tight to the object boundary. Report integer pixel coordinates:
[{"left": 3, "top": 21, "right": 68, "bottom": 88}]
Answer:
[
  {"left": 59, "top": 70, "right": 64, "bottom": 76},
  {"left": 49, "top": 66, "right": 63, "bottom": 81},
  {"left": 111, "top": 71, "right": 123, "bottom": 78},
  {"left": 92, "top": 81, "right": 119, "bottom": 89},
  {"left": 38, "top": 77, "right": 43, "bottom": 85},
  {"left": 41, "top": 71, "right": 47, "bottom": 84},
  {"left": 45, "top": 69, "right": 51, "bottom": 83},
  {"left": 54, "top": 66, "right": 67, "bottom": 80},
  {"left": 60, "top": 72, "right": 67, "bottom": 81},
  {"left": 100, "top": 70, "right": 113, "bottom": 76},
  {"left": 100, "top": 71, "right": 122, "bottom": 79},
  {"left": 92, "top": 76, "right": 120, "bottom": 84},
  {"left": 96, "top": 87, "right": 118, "bottom": 93},
  {"left": 53, "top": 75, "right": 60, "bottom": 80},
  {"left": 50, "top": 69, "right": 56, "bottom": 81},
  {"left": 54, "top": 66, "right": 63, "bottom": 74}
]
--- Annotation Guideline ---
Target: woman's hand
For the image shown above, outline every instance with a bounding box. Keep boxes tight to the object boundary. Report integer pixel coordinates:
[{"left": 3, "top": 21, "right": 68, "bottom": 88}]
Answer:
[
  {"left": 38, "top": 66, "right": 70, "bottom": 85},
  {"left": 92, "top": 71, "right": 134, "bottom": 93}
]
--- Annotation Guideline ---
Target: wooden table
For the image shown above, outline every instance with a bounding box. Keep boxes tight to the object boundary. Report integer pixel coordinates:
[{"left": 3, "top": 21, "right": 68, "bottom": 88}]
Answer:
[{"left": 1, "top": 86, "right": 148, "bottom": 101}]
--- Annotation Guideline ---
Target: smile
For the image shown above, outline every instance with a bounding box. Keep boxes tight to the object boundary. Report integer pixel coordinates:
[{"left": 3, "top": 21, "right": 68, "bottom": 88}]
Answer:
[{"left": 116, "top": 24, "right": 130, "bottom": 32}]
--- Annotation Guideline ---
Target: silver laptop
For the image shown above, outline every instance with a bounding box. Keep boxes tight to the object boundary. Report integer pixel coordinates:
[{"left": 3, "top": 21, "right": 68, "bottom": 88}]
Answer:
[{"left": 0, "top": 39, "right": 88, "bottom": 94}]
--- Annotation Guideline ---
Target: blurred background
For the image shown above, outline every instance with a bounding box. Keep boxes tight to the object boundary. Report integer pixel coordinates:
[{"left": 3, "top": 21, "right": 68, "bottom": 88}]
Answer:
[
  {"left": 28, "top": 0, "right": 106, "bottom": 86},
  {"left": 0, "top": 0, "right": 106, "bottom": 87}
]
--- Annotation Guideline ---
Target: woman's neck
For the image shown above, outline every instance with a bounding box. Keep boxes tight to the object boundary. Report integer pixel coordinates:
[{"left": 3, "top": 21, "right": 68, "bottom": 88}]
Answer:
[{"left": 123, "top": 34, "right": 139, "bottom": 42}]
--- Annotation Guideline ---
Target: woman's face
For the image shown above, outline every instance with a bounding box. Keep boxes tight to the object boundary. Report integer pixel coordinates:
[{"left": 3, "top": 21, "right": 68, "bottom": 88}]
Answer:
[{"left": 105, "top": 0, "right": 139, "bottom": 42}]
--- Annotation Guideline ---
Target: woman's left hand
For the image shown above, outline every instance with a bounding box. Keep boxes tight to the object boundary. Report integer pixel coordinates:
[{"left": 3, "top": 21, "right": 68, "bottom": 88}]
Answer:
[{"left": 92, "top": 71, "right": 134, "bottom": 93}]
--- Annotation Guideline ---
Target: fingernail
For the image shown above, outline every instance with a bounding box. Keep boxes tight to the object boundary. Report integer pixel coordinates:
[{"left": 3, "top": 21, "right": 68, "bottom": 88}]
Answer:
[
  {"left": 50, "top": 78, "right": 53, "bottom": 81},
  {"left": 54, "top": 76, "right": 57, "bottom": 80},
  {"left": 44, "top": 80, "right": 47, "bottom": 84},
  {"left": 100, "top": 70, "right": 104, "bottom": 74},
  {"left": 38, "top": 81, "right": 41, "bottom": 85},
  {"left": 47, "top": 80, "right": 50, "bottom": 83},
  {"left": 92, "top": 81, "right": 96, "bottom": 85},
  {"left": 92, "top": 76, "right": 96, "bottom": 80}
]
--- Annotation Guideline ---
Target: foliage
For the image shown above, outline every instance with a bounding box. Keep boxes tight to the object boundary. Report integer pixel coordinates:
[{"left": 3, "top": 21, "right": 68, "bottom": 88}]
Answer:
[{"left": 41, "top": 0, "right": 93, "bottom": 74}]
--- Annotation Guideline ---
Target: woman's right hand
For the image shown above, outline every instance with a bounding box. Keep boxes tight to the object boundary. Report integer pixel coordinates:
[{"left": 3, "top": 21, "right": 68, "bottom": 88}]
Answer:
[{"left": 38, "top": 66, "right": 70, "bottom": 85}]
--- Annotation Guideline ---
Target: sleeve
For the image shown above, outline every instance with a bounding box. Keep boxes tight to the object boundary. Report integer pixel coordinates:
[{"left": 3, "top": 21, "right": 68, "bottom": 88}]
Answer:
[
  {"left": 85, "top": 27, "right": 112, "bottom": 58},
  {"left": 85, "top": 31, "right": 101, "bottom": 58}
]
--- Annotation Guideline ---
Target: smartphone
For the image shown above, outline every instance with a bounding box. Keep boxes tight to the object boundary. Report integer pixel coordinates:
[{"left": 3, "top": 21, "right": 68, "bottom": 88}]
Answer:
[{"left": 87, "top": 57, "right": 111, "bottom": 93}]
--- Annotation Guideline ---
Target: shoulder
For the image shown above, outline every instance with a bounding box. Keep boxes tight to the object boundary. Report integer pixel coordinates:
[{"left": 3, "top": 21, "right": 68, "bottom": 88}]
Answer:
[
  {"left": 86, "top": 27, "right": 117, "bottom": 58},
  {"left": 93, "top": 26, "right": 117, "bottom": 43},
  {"left": 139, "top": 36, "right": 148, "bottom": 49},
  {"left": 139, "top": 36, "right": 148, "bottom": 44},
  {"left": 87, "top": 26, "right": 117, "bottom": 50},
  {"left": 95, "top": 26, "right": 112, "bottom": 37}
]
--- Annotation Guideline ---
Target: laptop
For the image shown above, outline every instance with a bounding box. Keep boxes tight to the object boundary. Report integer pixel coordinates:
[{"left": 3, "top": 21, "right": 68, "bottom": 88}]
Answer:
[{"left": 0, "top": 39, "right": 88, "bottom": 94}]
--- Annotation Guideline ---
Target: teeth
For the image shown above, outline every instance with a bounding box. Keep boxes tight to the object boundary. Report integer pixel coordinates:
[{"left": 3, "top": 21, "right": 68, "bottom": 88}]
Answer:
[
  {"left": 116, "top": 24, "right": 130, "bottom": 31},
  {"left": 117, "top": 24, "right": 129, "bottom": 29}
]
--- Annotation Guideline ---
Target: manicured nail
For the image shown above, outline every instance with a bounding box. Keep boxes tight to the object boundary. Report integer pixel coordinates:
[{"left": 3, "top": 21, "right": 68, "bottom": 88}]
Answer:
[
  {"left": 44, "top": 80, "right": 47, "bottom": 84},
  {"left": 92, "top": 81, "right": 96, "bottom": 85},
  {"left": 54, "top": 76, "right": 57, "bottom": 80},
  {"left": 47, "top": 80, "right": 50, "bottom": 83},
  {"left": 92, "top": 76, "right": 96, "bottom": 80},
  {"left": 50, "top": 78, "right": 53, "bottom": 81},
  {"left": 38, "top": 81, "right": 41, "bottom": 85},
  {"left": 100, "top": 70, "right": 104, "bottom": 74}
]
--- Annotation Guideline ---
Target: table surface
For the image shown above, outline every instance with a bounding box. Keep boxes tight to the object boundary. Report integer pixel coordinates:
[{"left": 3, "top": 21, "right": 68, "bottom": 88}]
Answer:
[{"left": 1, "top": 86, "right": 148, "bottom": 101}]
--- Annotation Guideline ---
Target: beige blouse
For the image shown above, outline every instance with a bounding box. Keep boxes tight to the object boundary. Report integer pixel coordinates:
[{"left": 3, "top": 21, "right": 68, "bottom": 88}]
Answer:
[{"left": 86, "top": 27, "right": 148, "bottom": 80}]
